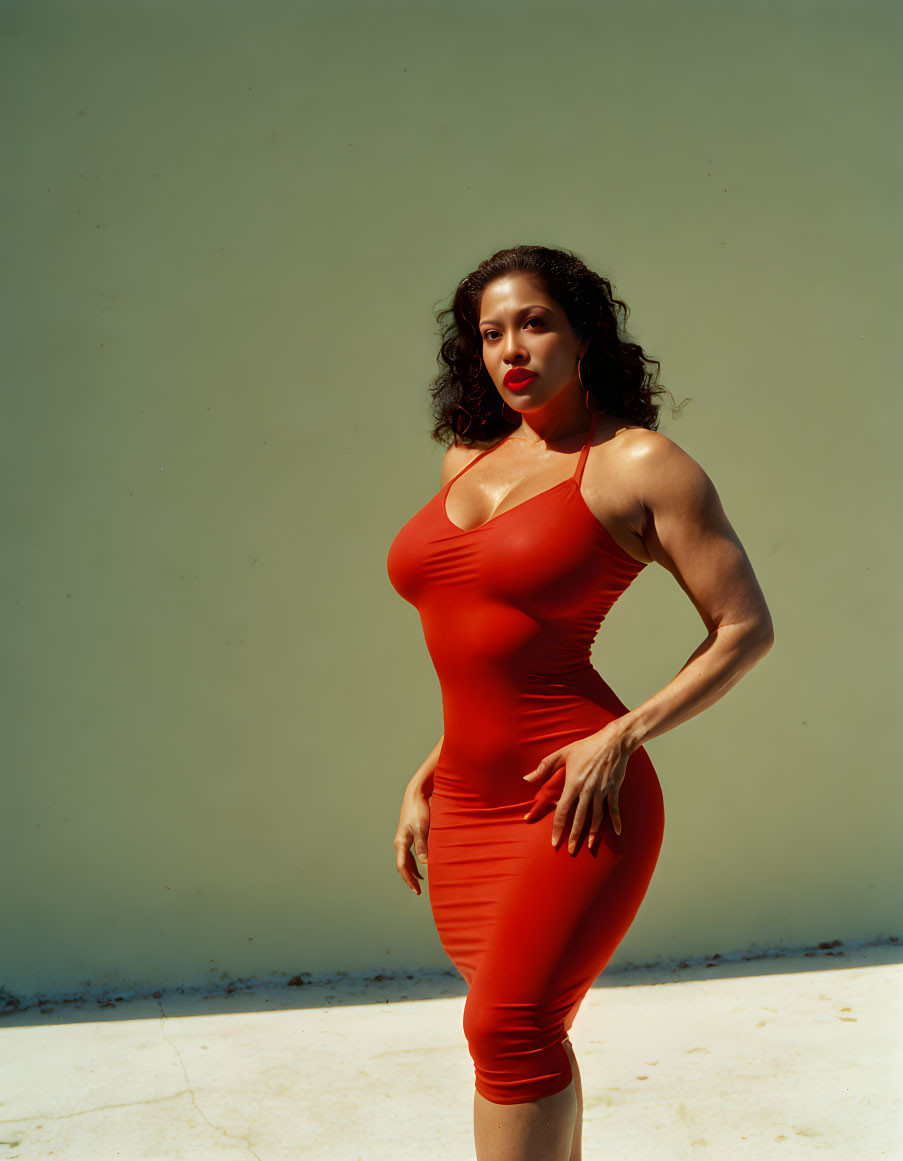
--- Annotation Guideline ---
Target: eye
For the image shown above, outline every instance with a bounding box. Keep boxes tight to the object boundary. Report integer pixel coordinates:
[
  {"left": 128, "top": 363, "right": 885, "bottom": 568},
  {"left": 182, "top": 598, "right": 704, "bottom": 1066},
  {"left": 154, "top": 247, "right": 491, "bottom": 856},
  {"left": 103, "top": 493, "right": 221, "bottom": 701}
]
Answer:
[{"left": 481, "top": 317, "right": 543, "bottom": 341}]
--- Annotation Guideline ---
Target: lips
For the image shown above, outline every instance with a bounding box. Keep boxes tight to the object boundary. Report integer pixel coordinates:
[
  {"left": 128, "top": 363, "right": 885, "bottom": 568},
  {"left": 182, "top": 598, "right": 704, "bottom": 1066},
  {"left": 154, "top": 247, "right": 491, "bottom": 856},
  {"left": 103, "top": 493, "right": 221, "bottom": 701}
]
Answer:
[{"left": 504, "top": 369, "right": 537, "bottom": 385}]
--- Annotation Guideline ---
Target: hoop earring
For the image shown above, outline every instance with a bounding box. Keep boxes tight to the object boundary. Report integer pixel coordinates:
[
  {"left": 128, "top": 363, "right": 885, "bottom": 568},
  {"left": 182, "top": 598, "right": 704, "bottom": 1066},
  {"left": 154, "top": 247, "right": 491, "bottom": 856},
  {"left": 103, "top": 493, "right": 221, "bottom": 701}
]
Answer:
[{"left": 577, "top": 357, "right": 603, "bottom": 414}]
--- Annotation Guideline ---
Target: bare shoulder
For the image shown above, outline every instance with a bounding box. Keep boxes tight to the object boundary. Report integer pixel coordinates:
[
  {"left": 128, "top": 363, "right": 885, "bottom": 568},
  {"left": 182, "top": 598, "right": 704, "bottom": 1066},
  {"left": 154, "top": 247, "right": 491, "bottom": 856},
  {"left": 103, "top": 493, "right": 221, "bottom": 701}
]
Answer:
[
  {"left": 599, "top": 422, "right": 684, "bottom": 462},
  {"left": 439, "top": 434, "right": 499, "bottom": 489},
  {"left": 600, "top": 425, "right": 714, "bottom": 504}
]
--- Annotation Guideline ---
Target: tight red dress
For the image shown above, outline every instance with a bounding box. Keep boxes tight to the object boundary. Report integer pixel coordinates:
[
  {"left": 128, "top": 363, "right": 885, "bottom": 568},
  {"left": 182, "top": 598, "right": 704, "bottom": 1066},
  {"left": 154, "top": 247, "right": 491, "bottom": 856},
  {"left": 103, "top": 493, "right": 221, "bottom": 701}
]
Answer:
[{"left": 386, "top": 411, "right": 665, "bottom": 1105}]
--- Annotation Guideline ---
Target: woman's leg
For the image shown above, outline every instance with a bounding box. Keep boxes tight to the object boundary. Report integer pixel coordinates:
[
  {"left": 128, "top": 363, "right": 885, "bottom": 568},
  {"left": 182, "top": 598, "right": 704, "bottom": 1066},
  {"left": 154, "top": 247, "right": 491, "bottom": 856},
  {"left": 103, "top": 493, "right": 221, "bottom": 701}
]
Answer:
[
  {"left": 561, "top": 1037, "right": 583, "bottom": 1161},
  {"left": 473, "top": 1078, "right": 577, "bottom": 1161},
  {"left": 457, "top": 750, "right": 664, "bottom": 1158},
  {"left": 471, "top": 1035, "right": 583, "bottom": 1161}
]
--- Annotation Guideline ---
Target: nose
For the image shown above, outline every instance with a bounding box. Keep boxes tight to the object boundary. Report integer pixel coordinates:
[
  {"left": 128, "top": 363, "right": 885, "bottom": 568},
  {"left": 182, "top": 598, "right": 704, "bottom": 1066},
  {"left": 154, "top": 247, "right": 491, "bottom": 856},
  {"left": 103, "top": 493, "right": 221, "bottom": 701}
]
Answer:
[{"left": 503, "top": 335, "right": 528, "bottom": 362}]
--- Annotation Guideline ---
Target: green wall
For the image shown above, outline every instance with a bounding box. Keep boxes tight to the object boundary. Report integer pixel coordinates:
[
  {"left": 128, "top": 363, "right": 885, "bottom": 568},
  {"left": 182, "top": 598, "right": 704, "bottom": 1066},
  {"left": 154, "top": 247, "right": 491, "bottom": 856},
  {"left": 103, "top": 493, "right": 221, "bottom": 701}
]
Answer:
[{"left": 3, "top": 0, "right": 900, "bottom": 1002}]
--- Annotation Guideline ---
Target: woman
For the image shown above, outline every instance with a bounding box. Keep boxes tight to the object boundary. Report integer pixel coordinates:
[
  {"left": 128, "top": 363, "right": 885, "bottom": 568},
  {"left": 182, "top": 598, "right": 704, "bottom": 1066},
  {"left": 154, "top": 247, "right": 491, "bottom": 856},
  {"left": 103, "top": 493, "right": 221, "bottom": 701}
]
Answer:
[{"left": 386, "top": 244, "right": 774, "bottom": 1161}]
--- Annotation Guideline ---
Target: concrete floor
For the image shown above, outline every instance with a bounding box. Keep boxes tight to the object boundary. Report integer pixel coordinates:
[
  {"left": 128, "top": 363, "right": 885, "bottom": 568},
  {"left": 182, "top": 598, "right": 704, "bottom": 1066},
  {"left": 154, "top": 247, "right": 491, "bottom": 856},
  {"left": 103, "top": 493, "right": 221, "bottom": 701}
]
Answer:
[{"left": 0, "top": 943, "right": 900, "bottom": 1160}]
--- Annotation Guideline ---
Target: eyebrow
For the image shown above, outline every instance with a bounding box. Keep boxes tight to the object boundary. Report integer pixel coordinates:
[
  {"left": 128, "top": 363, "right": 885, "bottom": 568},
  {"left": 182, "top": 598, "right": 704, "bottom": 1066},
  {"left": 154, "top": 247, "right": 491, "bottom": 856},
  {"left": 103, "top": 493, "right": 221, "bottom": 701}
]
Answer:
[{"left": 479, "top": 304, "right": 553, "bottom": 327}]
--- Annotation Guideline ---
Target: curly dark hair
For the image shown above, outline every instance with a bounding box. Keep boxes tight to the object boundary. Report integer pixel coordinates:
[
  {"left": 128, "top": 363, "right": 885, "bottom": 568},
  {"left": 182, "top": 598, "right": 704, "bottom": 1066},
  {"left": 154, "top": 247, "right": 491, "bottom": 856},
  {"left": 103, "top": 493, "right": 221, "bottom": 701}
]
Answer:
[{"left": 428, "top": 243, "right": 687, "bottom": 446}]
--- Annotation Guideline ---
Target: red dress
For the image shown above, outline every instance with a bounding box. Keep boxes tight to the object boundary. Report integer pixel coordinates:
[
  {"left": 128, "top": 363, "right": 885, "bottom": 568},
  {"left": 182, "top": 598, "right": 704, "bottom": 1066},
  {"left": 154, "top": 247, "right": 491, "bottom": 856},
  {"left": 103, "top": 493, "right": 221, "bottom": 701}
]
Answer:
[{"left": 386, "top": 412, "right": 665, "bottom": 1104}]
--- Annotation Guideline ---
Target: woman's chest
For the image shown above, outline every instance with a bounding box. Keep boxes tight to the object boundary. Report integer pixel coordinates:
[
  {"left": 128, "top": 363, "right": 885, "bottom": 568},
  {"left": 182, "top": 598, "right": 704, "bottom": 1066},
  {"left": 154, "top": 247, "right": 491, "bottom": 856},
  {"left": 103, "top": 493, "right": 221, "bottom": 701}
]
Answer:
[{"left": 386, "top": 484, "right": 644, "bottom": 616}]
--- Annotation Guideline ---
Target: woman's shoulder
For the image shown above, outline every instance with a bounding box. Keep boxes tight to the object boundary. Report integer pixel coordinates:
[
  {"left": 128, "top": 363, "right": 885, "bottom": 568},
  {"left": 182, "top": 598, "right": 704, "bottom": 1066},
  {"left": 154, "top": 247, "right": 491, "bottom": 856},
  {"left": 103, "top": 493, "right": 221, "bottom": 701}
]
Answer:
[
  {"left": 596, "top": 418, "right": 692, "bottom": 469},
  {"left": 595, "top": 419, "right": 714, "bottom": 503},
  {"left": 439, "top": 430, "right": 508, "bottom": 488}
]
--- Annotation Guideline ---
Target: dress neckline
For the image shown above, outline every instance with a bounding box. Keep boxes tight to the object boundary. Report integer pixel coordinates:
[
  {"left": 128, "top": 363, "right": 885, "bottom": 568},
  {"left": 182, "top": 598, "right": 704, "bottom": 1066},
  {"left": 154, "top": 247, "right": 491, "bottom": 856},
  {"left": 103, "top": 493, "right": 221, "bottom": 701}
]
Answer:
[{"left": 442, "top": 413, "right": 599, "bottom": 535}]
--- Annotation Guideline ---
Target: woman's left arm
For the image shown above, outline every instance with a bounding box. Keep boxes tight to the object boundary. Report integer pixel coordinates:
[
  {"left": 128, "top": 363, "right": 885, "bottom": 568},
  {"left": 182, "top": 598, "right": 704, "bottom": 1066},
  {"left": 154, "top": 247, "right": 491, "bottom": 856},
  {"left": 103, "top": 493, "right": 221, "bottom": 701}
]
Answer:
[
  {"left": 523, "top": 431, "right": 775, "bottom": 850},
  {"left": 613, "top": 431, "right": 775, "bottom": 754}
]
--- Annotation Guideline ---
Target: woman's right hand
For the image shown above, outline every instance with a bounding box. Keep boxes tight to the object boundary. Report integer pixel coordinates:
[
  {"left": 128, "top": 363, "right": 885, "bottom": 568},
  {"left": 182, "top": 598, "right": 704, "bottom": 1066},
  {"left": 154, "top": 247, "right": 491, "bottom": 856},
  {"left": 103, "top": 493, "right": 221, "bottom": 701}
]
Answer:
[{"left": 394, "top": 783, "right": 431, "bottom": 895}]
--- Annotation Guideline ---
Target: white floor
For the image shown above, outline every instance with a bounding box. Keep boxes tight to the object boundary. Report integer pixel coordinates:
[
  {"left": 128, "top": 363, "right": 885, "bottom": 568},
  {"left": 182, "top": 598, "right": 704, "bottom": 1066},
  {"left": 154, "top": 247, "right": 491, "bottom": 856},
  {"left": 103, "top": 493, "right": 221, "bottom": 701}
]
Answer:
[{"left": 1, "top": 943, "right": 900, "bottom": 1160}]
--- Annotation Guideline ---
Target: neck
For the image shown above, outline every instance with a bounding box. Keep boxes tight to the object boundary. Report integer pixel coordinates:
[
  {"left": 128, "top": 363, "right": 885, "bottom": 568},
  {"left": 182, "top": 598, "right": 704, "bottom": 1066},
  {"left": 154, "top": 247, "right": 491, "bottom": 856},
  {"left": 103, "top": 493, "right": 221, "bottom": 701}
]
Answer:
[{"left": 510, "top": 407, "right": 597, "bottom": 448}]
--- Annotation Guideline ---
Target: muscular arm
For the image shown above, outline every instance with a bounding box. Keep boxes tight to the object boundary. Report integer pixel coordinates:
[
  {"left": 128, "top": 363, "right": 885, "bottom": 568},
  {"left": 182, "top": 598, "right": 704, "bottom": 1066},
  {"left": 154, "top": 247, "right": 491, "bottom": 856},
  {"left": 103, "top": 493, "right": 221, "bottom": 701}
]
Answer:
[{"left": 611, "top": 432, "right": 775, "bottom": 753}]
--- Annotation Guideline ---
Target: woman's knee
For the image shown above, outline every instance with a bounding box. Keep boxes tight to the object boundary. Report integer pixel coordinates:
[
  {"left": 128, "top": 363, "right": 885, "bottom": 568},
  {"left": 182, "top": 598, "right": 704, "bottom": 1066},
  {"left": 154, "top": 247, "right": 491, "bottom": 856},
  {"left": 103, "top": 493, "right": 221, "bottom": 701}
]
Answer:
[{"left": 462, "top": 992, "right": 573, "bottom": 1103}]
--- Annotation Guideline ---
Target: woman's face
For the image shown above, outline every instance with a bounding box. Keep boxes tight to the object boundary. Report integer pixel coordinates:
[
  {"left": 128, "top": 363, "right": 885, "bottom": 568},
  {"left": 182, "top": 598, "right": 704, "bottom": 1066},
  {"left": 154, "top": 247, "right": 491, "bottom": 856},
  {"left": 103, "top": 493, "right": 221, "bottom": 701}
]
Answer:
[{"left": 478, "top": 274, "right": 587, "bottom": 414}]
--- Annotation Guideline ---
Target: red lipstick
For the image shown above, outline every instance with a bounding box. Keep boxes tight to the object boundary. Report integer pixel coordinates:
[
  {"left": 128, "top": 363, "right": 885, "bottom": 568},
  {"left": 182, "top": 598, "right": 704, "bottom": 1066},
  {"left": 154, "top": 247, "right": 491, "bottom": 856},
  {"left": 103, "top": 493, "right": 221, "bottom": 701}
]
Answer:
[{"left": 504, "top": 369, "right": 537, "bottom": 387}]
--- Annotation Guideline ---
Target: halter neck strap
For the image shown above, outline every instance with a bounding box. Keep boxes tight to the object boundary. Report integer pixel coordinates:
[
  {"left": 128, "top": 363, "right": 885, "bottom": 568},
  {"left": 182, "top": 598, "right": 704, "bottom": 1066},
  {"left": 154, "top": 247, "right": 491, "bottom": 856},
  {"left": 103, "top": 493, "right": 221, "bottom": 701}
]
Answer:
[
  {"left": 572, "top": 411, "right": 598, "bottom": 486},
  {"left": 447, "top": 412, "right": 598, "bottom": 488}
]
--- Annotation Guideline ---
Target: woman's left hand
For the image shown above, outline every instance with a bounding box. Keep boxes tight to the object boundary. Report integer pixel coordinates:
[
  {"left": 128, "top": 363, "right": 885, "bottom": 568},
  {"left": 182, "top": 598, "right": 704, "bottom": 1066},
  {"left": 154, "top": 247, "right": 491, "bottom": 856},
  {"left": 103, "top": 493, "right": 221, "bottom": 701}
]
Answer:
[{"left": 521, "top": 722, "right": 634, "bottom": 853}]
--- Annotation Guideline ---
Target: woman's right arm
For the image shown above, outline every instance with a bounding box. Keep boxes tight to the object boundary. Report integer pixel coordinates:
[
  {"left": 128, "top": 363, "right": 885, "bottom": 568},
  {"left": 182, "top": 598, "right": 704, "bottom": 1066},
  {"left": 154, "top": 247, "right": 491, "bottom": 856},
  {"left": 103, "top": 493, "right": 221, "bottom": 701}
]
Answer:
[
  {"left": 407, "top": 733, "right": 443, "bottom": 798},
  {"left": 395, "top": 441, "right": 482, "bottom": 893},
  {"left": 395, "top": 734, "right": 443, "bottom": 894}
]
